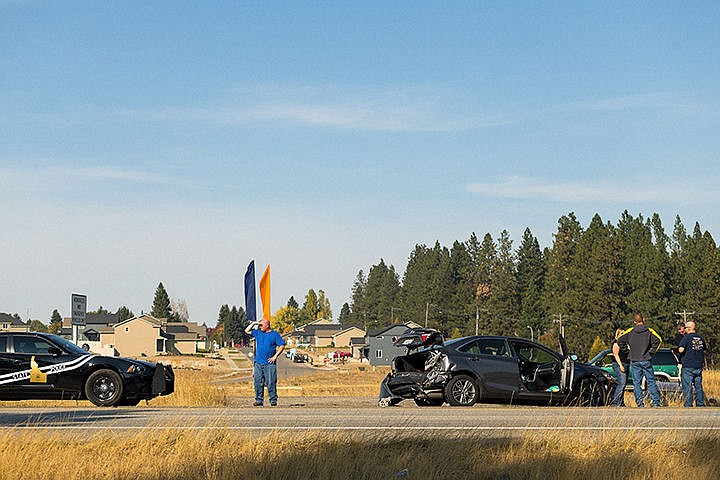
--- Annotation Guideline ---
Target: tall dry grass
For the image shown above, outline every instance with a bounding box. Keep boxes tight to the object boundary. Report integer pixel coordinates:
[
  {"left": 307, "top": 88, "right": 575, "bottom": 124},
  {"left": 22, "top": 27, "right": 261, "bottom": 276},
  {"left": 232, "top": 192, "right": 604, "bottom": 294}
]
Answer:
[{"left": 2, "top": 426, "right": 720, "bottom": 480}]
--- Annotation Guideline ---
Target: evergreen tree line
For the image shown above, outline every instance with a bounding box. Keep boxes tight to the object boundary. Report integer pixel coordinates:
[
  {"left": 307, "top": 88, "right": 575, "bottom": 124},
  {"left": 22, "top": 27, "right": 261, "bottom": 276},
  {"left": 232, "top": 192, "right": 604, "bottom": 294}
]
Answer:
[{"left": 346, "top": 211, "right": 720, "bottom": 361}]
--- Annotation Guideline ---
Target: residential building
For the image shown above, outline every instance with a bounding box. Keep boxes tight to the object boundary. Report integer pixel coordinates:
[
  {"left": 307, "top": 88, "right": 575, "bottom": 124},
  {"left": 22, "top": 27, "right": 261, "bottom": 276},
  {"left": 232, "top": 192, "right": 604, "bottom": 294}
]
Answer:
[
  {"left": 366, "top": 323, "right": 421, "bottom": 366},
  {"left": 0, "top": 313, "right": 29, "bottom": 332},
  {"left": 59, "top": 312, "right": 119, "bottom": 342},
  {"left": 289, "top": 321, "right": 344, "bottom": 347},
  {"left": 332, "top": 326, "right": 366, "bottom": 348},
  {"left": 101, "top": 314, "right": 206, "bottom": 357}
]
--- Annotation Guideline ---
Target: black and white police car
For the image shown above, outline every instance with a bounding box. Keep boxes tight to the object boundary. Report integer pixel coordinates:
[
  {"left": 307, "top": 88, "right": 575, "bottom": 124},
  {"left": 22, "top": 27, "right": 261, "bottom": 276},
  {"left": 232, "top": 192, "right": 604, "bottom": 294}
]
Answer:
[{"left": 0, "top": 332, "right": 174, "bottom": 406}]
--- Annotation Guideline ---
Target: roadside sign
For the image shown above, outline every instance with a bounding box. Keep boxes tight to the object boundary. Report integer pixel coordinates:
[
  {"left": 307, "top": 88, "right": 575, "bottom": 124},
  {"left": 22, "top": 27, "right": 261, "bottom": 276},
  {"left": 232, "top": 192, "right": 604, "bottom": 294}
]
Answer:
[{"left": 71, "top": 294, "right": 87, "bottom": 326}]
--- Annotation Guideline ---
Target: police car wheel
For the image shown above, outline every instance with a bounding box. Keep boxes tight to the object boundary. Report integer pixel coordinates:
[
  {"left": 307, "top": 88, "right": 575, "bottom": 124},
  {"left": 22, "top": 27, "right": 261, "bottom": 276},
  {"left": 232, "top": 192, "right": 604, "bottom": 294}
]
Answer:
[{"left": 85, "top": 369, "right": 124, "bottom": 407}]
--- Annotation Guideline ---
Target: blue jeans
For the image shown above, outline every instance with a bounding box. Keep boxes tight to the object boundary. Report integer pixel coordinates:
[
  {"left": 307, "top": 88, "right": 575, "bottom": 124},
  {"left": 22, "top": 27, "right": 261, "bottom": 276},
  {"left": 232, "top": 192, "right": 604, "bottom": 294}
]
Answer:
[
  {"left": 253, "top": 362, "right": 278, "bottom": 404},
  {"left": 612, "top": 362, "right": 629, "bottom": 406},
  {"left": 681, "top": 367, "right": 705, "bottom": 407},
  {"left": 631, "top": 360, "right": 661, "bottom": 407}
]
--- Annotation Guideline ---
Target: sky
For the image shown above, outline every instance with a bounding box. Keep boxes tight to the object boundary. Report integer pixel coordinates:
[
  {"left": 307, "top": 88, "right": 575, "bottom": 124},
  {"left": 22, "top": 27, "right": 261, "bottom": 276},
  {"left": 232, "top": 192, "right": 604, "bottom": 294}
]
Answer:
[{"left": 2, "top": 1, "right": 719, "bottom": 327}]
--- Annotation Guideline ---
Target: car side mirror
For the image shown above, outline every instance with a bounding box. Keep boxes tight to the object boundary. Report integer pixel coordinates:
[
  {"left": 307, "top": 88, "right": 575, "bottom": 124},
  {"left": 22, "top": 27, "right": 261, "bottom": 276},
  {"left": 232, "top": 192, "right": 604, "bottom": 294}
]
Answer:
[{"left": 48, "top": 346, "right": 63, "bottom": 356}]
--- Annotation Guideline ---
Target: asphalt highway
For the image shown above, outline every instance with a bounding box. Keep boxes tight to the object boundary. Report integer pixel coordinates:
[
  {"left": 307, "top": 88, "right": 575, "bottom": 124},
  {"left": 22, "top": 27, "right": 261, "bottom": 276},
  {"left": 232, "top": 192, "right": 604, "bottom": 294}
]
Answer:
[{"left": 3, "top": 402, "right": 720, "bottom": 438}]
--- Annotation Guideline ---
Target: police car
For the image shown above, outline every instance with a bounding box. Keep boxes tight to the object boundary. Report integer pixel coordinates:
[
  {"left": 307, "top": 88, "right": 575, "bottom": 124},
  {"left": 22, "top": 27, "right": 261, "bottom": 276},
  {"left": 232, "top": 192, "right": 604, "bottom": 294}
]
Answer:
[{"left": 0, "top": 332, "right": 174, "bottom": 406}]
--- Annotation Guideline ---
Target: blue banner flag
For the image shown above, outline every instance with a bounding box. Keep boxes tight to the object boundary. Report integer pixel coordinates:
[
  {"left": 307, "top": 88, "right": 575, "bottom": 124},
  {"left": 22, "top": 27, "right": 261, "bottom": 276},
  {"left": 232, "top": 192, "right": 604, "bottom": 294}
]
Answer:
[{"left": 244, "top": 260, "right": 257, "bottom": 323}]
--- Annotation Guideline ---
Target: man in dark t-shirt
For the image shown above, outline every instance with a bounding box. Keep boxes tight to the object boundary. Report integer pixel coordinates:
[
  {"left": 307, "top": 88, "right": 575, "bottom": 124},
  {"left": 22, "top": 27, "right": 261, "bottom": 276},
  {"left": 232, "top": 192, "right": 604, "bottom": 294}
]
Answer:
[{"left": 678, "top": 321, "right": 706, "bottom": 407}]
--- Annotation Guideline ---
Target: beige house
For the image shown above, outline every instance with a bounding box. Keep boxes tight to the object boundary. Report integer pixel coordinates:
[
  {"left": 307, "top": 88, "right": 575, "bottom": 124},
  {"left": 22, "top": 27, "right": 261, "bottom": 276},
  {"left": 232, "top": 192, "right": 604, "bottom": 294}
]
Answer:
[
  {"left": 0, "top": 313, "right": 29, "bottom": 332},
  {"left": 111, "top": 315, "right": 167, "bottom": 357},
  {"left": 102, "top": 315, "right": 206, "bottom": 357},
  {"left": 332, "top": 326, "right": 366, "bottom": 348},
  {"left": 164, "top": 322, "right": 207, "bottom": 354}
]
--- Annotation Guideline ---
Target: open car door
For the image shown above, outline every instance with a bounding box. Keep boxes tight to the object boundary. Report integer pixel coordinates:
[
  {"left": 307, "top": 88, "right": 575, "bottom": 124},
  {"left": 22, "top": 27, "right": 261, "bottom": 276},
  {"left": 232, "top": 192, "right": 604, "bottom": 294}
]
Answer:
[{"left": 558, "top": 335, "right": 575, "bottom": 393}]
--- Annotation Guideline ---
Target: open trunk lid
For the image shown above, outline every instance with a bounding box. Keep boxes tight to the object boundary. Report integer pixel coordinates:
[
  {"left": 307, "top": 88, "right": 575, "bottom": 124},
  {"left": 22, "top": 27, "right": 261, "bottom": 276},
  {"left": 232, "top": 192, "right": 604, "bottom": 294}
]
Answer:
[{"left": 392, "top": 328, "right": 444, "bottom": 351}]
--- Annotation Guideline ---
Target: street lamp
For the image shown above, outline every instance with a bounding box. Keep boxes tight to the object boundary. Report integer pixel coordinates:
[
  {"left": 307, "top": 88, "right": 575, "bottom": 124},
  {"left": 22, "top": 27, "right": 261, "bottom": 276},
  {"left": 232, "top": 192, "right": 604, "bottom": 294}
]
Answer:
[{"left": 526, "top": 325, "right": 534, "bottom": 342}]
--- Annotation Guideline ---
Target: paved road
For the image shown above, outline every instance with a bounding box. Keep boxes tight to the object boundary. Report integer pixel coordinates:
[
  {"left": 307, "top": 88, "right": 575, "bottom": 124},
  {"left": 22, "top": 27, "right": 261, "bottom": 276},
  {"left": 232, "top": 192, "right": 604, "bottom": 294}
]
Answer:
[{"left": 3, "top": 402, "right": 720, "bottom": 438}]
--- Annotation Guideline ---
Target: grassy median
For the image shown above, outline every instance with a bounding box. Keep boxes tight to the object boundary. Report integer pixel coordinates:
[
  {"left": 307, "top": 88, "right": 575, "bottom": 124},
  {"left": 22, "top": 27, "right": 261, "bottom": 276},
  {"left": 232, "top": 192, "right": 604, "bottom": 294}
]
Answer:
[{"left": 2, "top": 426, "right": 720, "bottom": 479}]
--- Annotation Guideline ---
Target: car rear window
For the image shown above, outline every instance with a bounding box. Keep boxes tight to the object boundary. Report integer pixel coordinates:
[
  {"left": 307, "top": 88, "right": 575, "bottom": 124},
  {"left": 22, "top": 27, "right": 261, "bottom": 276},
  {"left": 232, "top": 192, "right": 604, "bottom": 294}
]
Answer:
[
  {"left": 0, "top": 336, "right": 6, "bottom": 353},
  {"left": 652, "top": 350, "right": 678, "bottom": 365}
]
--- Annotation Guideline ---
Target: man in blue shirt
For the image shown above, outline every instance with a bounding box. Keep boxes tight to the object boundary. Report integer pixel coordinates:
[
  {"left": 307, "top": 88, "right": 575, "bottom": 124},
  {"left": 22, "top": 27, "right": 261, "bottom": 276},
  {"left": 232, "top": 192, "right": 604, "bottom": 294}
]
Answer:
[
  {"left": 245, "top": 317, "right": 285, "bottom": 406},
  {"left": 678, "top": 321, "right": 706, "bottom": 407}
]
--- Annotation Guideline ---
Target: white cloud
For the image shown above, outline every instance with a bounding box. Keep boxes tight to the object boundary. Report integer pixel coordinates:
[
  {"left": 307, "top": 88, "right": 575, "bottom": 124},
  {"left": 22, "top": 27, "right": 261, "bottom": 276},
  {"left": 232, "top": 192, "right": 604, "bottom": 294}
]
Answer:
[
  {"left": 0, "top": 165, "right": 181, "bottom": 194},
  {"left": 118, "top": 84, "right": 513, "bottom": 132},
  {"left": 466, "top": 176, "right": 718, "bottom": 205}
]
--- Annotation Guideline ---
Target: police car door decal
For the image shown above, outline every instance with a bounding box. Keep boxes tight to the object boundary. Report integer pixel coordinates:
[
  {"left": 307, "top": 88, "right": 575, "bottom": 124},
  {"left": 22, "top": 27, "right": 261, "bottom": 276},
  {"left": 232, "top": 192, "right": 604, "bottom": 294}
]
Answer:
[{"left": 0, "top": 355, "right": 95, "bottom": 385}]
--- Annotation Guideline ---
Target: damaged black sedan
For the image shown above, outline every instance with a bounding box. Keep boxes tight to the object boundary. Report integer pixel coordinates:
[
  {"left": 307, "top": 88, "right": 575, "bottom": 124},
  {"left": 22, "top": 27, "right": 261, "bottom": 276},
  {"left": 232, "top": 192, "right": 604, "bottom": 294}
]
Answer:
[{"left": 379, "top": 329, "right": 615, "bottom": 407}]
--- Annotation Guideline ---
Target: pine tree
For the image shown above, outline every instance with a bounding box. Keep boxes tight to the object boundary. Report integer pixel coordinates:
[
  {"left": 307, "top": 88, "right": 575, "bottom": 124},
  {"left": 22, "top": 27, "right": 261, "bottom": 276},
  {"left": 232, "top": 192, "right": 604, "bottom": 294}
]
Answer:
[
  {"left": 224, "top": 306, "right": 247, "bottom": 342},
  {"left": 544, "top": 212, "right": 583, "bottom": 318},
  {"left": 151, "top": 282, "right": 172, "bottom": 319},
  {"left": 399, "top": 244, "right": 434, "bottom": 326},
  {"left": 50, "top": 309, "right": 62, "bottom": 325},
  {"left": 338, "top": 303, "right": 351, "bottom": 326},
  {"left": 364, "top": 259, "right": 400, "bottom": 329},
  {"left": 516, "top": 227, "right": 546, "bottom": 326},
  {"left": 349, "top": 270, "right": 367, "bottom": 327},
  {"left": 303, "top": 289, "right": 319, "bottom": 320},
  {"left": 287, "top": 296, "right": 299, "bottom": 309},
  {"left": 116, "top": 306, "right": 134, "bottom": 323},
  {"left": 488, "top": 230, "right": 519, "bottom": 334},
  {"left": 617, "top": 211, "right": 668, "bottom": 322},
  {"left": 565, "top": 214, "right": 622, "bottom": 357},
  {"left": 217, "top": 304, "right": 230, "bottom": 327},
  {"left": 317, "top": 290, "right": 333, "bottom": 321}
]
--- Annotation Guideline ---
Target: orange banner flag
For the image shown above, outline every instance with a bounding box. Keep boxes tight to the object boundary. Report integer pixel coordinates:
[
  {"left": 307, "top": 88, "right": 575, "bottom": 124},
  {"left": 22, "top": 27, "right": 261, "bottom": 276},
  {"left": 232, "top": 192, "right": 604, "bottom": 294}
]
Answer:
[{"left": 259, "top": 264, "right": 271, "bottom": 320}]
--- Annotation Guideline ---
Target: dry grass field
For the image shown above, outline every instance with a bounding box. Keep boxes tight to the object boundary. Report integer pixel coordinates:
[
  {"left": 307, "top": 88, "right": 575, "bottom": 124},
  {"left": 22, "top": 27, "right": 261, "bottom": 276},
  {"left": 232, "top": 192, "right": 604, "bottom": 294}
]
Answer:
[
  {"left": 3, "top": 357, "right": 720, "bottom": 478},
  {"left": 2, "top": 425, "right": 720, "bottom": 479}
]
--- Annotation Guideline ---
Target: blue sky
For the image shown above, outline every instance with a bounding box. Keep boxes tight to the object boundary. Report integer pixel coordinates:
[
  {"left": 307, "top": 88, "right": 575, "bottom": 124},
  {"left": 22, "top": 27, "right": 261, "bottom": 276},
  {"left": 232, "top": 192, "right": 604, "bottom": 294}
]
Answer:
[{"left": 2, "top": 1, "right": 719, "bottom": 326}]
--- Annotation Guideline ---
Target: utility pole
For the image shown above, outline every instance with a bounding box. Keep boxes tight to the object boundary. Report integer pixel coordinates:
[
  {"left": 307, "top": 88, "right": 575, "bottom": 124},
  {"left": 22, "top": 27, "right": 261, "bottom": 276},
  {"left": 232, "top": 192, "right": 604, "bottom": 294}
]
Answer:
[
  {"left": 475, "top": 307, "right": 489, "bottom": 336},
  {"left": 674, "top": 310, "right": 695, "bottom": 324},
  {"left": 552, "top": 313, "right": 565, "bottom": 337},
  {"left": 475, "top": 306, "right": 479, "bottom": 336}
]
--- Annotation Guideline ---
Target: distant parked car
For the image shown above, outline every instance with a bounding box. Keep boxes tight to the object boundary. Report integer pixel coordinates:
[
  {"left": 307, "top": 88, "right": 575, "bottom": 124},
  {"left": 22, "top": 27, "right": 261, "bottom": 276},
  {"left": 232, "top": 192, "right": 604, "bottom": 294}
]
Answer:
[
  {"left": 0, "top": 332, "right": 174, "bottom": 406},
  {"left": 588, "top": 348, "right": 680, "bottom": 384},
  {"left": 293, "top": 353, "right": 309, "bottom": 363}
]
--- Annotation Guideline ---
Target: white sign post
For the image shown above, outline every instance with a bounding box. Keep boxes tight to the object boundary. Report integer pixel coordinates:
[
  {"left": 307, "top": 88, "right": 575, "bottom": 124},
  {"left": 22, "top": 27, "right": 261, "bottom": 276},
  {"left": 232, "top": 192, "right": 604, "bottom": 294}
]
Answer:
[{"left": 71, "top": 293, "right": 87, "bottom": 344}]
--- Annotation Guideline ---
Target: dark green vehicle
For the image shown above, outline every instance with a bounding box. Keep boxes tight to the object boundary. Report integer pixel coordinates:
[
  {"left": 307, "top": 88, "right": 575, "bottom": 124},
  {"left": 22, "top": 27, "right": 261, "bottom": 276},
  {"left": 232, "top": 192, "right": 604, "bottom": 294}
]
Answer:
[{"left": 588, "top": 348, "right": 680, "bottom": 384}]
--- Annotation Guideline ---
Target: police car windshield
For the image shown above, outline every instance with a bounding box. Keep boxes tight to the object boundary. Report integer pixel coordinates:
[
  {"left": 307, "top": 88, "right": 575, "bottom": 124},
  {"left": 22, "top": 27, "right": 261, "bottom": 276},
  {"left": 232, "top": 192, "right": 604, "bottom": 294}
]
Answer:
[{"left": 49, "top": 335, "right": 91, "bottom": 355}]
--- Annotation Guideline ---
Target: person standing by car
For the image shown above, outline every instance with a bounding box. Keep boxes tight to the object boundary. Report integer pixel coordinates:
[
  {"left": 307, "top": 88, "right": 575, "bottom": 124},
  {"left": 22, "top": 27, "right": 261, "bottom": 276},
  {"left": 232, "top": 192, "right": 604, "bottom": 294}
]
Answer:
[
  {"left": 611, "top": 328, "right": 630, "bottom": 407},
  {"left": 673, "top": 323, "right": 686, "bottom": 347},
  {"left": 678, "top": 321, "right": 706, "bottom": 407},
  {"left": 245, "top": 317, "right": 285, "bottom": 406},
  {"left": 617, "top": 314, "right": 663, "bottom": 408}
]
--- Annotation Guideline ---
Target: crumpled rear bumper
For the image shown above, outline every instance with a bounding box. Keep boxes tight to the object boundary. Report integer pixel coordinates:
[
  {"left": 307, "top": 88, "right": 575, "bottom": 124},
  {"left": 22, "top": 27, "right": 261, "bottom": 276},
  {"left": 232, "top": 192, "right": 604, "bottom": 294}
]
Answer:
[{"left": 379, "top": 373, "right": 406, "bottom": 407}]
